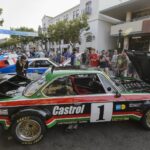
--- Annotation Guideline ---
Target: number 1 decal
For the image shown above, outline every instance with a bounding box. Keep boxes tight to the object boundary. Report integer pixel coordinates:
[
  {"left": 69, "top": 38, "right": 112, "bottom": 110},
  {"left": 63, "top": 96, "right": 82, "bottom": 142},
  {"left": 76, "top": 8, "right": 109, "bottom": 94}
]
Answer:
[
  {"left": 90, "top": 103, "right": 113, "bottom": 123},
  {"left": 97, "top": 105, "right": 104, "bottom": 121}
]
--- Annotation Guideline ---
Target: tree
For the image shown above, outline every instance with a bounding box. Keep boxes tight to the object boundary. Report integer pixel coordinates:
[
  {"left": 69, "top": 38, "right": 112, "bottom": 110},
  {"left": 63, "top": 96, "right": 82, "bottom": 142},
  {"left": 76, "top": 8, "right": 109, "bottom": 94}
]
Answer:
[
  {"left": 47, "top": 15, "right": 88, "bottom": 49},
  {"left": 0, "top": 8, "right": 4, "bottom": 26},
  {"left": 0, "top": 38, "right": 19, "bottom": 48},
  {"left": 0, "top": 27, "right": 37, "bottom": 49},
  {"left": 10, "top": 27, "right": 35, "bottom": 44},
  {"left": 48, "top": 20, "right": 69, "bottom": 50},
  {"left": 67, "top": 15, "right": 88, "bottom": 47}
]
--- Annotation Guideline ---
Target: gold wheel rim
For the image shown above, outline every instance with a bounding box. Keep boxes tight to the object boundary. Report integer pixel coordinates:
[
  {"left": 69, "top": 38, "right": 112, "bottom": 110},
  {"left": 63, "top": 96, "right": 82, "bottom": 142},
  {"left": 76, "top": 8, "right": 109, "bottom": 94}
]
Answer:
[
  {"left": 146, "top": 111, "right": 150, "bottom": 128},
  {"left": 16, "top": 119, "right": 41, "bottom": 142}
]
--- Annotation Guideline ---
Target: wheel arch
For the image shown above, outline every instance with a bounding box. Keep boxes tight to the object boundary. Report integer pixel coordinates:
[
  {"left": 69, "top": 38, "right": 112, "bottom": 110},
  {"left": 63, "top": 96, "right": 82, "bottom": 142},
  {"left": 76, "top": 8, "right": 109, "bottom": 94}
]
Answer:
[
  {"left": 141, "top": 104, "right": 150, "bottom": 114},
  {"left": 11, "top": 108, "right": 51, "bottom": 121}
]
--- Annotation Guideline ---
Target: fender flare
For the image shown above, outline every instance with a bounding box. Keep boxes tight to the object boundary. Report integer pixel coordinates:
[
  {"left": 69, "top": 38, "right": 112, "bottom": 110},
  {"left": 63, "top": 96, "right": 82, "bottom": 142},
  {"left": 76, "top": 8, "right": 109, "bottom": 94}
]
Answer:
[
  {"left": 11, "top": 108, "right": 51, "bottom": 121},
  {"left": 141, "top": 103, "right": 150, "bottom": 114}
]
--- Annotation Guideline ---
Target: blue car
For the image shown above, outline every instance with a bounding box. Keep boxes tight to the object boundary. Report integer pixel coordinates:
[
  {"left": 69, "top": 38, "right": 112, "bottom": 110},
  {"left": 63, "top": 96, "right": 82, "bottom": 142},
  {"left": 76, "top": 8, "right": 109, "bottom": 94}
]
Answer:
[{"left": 0, "top": 57, "right": 58, "bottom": 75}]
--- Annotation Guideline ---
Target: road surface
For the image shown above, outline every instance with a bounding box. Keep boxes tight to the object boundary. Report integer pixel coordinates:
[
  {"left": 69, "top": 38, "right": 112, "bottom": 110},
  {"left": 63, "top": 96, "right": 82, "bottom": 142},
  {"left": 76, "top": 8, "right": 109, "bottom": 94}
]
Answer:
[{"left": 0, "top": 121, "right": 150, "bottom": 150}]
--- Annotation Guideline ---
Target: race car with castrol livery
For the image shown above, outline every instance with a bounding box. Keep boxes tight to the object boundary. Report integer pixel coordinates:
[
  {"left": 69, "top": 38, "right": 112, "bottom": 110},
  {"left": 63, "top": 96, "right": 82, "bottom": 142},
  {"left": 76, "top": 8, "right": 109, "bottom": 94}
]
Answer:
[{"left": 0, "top": 64, "right": 150, "bottom": 144}]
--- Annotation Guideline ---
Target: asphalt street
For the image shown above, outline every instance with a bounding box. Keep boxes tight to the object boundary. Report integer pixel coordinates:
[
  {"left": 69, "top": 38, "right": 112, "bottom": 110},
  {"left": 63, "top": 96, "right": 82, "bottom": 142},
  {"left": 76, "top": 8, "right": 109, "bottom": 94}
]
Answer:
[{"left": 0, "top": 121, "right": 150, "bottom": 150}]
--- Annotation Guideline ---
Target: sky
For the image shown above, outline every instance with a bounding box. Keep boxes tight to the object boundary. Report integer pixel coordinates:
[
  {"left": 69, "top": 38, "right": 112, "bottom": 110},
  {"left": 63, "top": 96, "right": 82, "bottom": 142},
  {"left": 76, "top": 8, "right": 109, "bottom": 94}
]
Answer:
[
  {"left": 0, "top": 0, "right": 80, "bottom": 38},
  {"left": 0, "top": 0, "right": 128, "bottom": 39}
]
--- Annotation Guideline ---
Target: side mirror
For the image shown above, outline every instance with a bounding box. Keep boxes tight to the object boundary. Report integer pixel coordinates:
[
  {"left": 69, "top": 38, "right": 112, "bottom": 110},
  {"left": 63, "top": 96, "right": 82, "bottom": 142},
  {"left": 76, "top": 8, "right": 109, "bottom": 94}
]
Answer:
[
  {"left": 115, "top": 91, "right": 121, "bottom": 98},
  {"left": 107, "top": 87, "right": 112, "bottom": 92}
]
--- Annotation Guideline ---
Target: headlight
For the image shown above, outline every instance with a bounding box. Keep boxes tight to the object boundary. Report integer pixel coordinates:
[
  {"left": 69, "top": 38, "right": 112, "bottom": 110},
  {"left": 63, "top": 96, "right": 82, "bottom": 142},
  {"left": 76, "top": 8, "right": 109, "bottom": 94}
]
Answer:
[{"left": 0, "top": 109, "right": 8, "bottom": 115}]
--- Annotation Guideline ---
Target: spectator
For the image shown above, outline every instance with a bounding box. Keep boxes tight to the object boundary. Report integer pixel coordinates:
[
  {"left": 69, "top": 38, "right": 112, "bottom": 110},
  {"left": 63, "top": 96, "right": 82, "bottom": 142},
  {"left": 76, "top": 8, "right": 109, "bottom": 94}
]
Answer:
[
  {"left": 70, "top": 48, "right": 77, "bottom": 66},
  {"left": 100, "top": 50, "right": 110, "bottom": 75},
  {"left": 55, "top": 50, "right": 62, "bottom": 64},
  {"left": 116, "top": 50, "right": 129, "bottom": 77},
  {"left": 89, "top": 48, "right": 99, "bottom": 68},
  {"left": 16, "top": 55, "right": 28, "bottom": 77},
  {"left": 111, "top": 50, "right": 118, "bottom": 76},
  {"left": 81, "top": 50, "right": 87, "bottom": 66},
  {"left": 63, "top": 49, "right": 71, "bottom": 60}
]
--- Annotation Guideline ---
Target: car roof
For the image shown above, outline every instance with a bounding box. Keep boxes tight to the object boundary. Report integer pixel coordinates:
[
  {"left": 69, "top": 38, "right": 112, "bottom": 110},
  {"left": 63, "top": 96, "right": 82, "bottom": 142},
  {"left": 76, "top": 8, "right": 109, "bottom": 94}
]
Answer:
[
  {"left": 28, "top": 58, "right": 50, "bottom": 61},
  {"left": 28, "top": 58, "right": 58, "bottom": 66},
  {"left": 45, "top": 69, "right": 105, "bottom": 81}
]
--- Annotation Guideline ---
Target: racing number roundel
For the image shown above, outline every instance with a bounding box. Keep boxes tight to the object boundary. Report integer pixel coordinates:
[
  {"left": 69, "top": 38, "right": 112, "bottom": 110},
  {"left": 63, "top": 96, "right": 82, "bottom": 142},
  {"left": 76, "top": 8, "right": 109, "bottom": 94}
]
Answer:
[{"left": 90, "top": 103, "right": 113, "bottom": 122}]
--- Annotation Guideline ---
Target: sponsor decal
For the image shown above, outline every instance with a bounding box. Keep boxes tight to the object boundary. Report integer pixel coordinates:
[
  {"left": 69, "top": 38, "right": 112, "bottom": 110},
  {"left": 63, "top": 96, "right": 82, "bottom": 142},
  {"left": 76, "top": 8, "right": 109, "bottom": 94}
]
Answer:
[
  {"left": 53, "top": 105, "right": 85, "bottom": 115},
  {"left": 145, "top": 101, "right": 150, "bottom": 105},
  {"left": 45, "top": 114, "right": 90, "bottom": 128},
  {"left": 112, "top": 111, "right": 143, "bottom": 121},
  {"left": 115, "top": 104, "right": 126, "bottom": 111},
  {"left": 129, "top": 103, "right": 142, "bottom": 108}
]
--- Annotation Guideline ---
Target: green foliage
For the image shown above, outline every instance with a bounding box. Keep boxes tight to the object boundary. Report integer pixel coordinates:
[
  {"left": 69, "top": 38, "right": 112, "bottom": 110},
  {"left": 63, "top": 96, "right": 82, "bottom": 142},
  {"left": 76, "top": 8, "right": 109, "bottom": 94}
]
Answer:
[
  {"left": 10, "top": 27, "right": 35, "bottom": 44},
  {"left": 0, "top": 38, "right": 19, "bottom": 48},
  {"left": 47, "top": 15, "right": 88, "bottom": 47},
  {"left": 0, "top": 27, "right": 36, "bottom": 48},
  {"left": 67, "top": 15, "right": 88, "bottom": 44}
]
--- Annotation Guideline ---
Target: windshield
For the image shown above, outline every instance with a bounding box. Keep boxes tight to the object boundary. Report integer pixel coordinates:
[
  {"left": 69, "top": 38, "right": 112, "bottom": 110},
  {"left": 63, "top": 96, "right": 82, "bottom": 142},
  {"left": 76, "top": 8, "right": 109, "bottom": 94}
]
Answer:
[{"left": 24, "top": 76, "right": 46, "bottom": 96}]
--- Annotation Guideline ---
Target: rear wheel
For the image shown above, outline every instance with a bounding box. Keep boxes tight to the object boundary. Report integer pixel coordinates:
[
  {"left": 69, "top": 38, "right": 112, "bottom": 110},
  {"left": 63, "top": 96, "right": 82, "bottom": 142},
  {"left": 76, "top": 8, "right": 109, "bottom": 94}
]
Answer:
[
  {"left": 141, "top": 110, "right": 150, "bottom": 130},
  {"left": 11, "top": 115, "right": 46, "bottom": 144}
]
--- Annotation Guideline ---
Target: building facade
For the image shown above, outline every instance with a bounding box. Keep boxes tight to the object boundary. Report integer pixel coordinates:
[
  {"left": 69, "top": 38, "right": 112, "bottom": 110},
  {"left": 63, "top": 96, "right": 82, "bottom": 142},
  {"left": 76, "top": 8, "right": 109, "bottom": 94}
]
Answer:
[
  {"left": 42, "top": 0, "right": 128, "bottom": 52},
  {"left": 101, "top": 0, "right": 150, "bottom": 51}
]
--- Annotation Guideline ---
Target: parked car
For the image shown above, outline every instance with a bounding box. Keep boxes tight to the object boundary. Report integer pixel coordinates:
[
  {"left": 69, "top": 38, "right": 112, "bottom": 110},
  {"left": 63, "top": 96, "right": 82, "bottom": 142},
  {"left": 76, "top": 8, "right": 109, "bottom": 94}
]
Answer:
[
  {"left": 0, "top": 57, "right": 58, "bottom": 75},
  {"left": 0, "top": 52, "right": 82, "bottom": 77},
  {"left": 0, "top": 63, "right": 150, "bottom": 144},
  {"left": 27, "top": 58, "right": 58, "bottom": 74},
  {"left": 0, "top": 53, "right": 18, "bottom": 74}
]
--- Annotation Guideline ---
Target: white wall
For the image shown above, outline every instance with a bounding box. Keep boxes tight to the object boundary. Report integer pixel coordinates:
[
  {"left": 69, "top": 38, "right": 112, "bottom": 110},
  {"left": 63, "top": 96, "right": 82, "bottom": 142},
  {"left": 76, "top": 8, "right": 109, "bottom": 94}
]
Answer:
[
  {"left": 42, "top": 16, "right": 52, "bottom": 29},
  {"left": 99, "top": 0, "right": 129, "bottom": 10},
  {"left": 80, "top": 0, "right": 116, "bottom": 51},
  {"left": 48, "top": 5, "right": 80, "bottom": 25},
  {"left": 42, "top": 0, "right": 128, "bottom": 52}
]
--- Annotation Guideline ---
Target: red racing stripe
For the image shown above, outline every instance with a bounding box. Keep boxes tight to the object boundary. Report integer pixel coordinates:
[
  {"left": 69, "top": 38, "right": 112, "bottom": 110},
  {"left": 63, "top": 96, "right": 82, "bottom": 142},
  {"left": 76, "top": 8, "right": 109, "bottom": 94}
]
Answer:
[{"left": 0, "top": 94, "right": 150, "bottom": 107}]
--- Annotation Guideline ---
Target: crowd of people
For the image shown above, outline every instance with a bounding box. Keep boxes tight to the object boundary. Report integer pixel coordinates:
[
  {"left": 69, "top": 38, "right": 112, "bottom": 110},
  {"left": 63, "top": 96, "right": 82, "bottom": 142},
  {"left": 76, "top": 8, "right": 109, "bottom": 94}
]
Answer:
[
  {"left": 80, "top": 48, "right": 136, "bottom": 78},
  {"left": 0, "top": 47, "right": 137, "bottom": 78}
]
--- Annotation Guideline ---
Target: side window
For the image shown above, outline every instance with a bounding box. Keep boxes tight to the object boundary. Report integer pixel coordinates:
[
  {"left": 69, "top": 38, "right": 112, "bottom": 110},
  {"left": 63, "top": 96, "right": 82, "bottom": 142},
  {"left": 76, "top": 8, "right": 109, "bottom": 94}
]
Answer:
[
  {"left": 29, "top": 61, "right": 35, "bottom": 67},
  {"left": 40, "top": 60, "right": 52, "bottom": 67},
  {"left": 43, "top": 77, "right": 76, "bottom": 97},
  {"left": 70, "top": 74, "right": 105, "bottom": 95},
  {"left": 34, "top": 61, "right": 41, "bottom": 68}
]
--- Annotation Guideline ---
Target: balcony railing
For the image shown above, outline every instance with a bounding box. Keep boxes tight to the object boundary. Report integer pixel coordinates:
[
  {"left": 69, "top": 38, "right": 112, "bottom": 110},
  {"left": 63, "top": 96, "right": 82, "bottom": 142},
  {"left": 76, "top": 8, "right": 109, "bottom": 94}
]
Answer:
[{"left": 111, "top": 17, "right": 150, "bottom": 36}]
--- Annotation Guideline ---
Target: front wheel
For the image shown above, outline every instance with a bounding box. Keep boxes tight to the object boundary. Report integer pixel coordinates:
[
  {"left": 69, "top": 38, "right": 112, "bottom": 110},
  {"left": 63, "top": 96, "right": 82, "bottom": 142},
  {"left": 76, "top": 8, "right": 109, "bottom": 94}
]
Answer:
[
  {"left": 141, "top": 110, "right": 150, "bottom": 130},
  {"left": 11, "top": 115, "right": 46, "bottom": 144}
]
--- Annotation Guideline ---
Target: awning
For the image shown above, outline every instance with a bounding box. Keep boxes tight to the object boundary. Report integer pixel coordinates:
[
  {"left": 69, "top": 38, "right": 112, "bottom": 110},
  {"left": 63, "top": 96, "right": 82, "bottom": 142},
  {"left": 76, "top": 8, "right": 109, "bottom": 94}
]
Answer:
[{"left": 100, "top": 0, "right": 150, "bottom": 21}]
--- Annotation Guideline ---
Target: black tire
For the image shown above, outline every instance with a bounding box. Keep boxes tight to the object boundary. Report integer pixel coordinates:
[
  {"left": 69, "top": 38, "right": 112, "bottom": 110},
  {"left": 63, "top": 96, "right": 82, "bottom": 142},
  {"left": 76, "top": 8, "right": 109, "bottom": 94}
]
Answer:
[
  {"left": 11, "top": 115, "right": 46, "bottom": 145},
  {"left": 141, "top": 109, "right": 150, "bottom": 130}
]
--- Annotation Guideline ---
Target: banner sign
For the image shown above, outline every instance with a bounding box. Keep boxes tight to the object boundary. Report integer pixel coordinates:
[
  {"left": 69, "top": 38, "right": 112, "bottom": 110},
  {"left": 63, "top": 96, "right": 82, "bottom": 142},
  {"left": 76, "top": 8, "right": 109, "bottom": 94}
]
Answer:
[{"left": 0, "top": 29, "right": 38, "bottom": 37}]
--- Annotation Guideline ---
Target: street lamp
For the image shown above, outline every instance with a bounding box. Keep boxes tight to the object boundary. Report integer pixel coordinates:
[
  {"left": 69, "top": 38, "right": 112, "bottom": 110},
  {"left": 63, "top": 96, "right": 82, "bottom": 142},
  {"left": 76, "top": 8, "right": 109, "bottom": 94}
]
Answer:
[{"left": 118, "top": 29, "right": 122, "bottom": 52}]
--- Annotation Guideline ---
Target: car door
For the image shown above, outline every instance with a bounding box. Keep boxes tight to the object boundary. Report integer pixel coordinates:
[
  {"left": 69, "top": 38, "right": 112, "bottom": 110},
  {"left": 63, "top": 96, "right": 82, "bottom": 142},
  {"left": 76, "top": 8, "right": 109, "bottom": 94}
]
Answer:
[
  {"left": 42, "top": 76, "right": 75, "bottom": 116},
  {"left": 71, "top": 73, "right": 125, "bottom": 123}
]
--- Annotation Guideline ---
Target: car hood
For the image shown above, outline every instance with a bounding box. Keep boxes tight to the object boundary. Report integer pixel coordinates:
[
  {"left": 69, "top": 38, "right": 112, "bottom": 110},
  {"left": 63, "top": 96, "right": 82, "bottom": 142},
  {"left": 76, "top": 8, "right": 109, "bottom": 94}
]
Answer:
[{"left": 127, "top": 51, "right": 150, "bottom": 84}]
